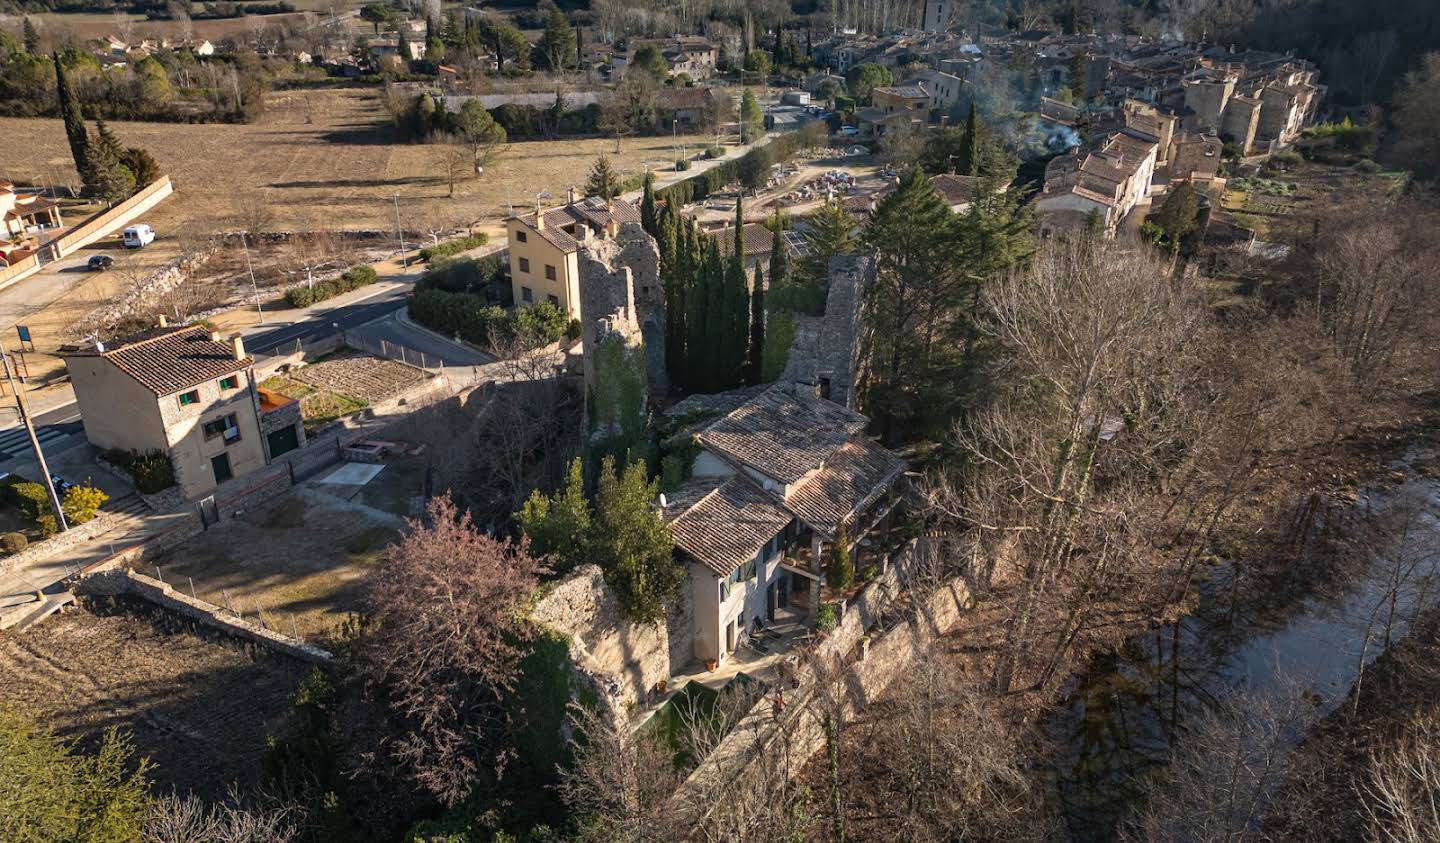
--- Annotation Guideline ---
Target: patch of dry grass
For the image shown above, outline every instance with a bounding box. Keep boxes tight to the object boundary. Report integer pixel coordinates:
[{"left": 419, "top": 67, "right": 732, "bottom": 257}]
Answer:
[{"left": 0, "top": 87, "right": 713, "bottom": 237}]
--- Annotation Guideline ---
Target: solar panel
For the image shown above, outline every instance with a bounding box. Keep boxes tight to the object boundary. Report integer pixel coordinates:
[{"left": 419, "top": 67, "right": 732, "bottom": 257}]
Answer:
[{"left": 782, "top": 230, "right": 812, "bottom": 257}]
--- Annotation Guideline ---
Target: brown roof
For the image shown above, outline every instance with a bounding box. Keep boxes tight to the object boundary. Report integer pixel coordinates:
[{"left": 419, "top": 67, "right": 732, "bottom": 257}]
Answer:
[
  {"left": 712, "top": 223, "right": 774, "bottom": 259},
  {"left": 929, "top": 173, "right": 985, "bottom": 207},
  {"left": 67, "top": 325, "right": 250, "bottom": 396},
  {"left": 784, "top": 438, "right": 906, "bottom": 539},
  {"left": 512, "top": 198, "right": 642, "bottom": 254},
  {"left": 667, "top": 475, "right": 794, "bottom": 576},
  {"left": 699, "top": 384, "right": 868, "bottom": 485}
]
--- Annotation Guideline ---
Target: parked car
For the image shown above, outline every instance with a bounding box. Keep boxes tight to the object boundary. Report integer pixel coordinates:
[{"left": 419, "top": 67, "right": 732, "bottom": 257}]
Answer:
[
  {"left": 87, "top": 254, "right": 114, "bottom": 271},
  {"left": 121, "top": 224, "right": 155, "bottom": 248}
]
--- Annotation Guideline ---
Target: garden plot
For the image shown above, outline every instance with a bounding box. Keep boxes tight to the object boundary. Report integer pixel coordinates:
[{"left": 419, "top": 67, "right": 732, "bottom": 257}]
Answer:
[
  {"left": 140, "top": 487, "right": 402, "bottom": 646},
  {"left": 0, "top": 601, "right": 308, "bottom": 799},
  {"left": 262, "top": 351, "right": 430, "bottom": 429}
]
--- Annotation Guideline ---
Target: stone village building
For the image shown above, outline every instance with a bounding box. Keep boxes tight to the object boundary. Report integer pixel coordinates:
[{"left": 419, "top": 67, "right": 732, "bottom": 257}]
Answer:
[
  {"left": 505, "top": 195, "right": 643, "bottom": 321},
  {"left": 64, "top": 324, "right": 306, "bottom": 499}
]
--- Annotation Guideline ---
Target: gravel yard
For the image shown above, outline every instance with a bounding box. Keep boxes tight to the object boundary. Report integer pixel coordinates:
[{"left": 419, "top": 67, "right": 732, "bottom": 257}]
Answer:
[
  {"left": 0, "top": 600, "right": 308, "bottom": 800},
  {"left": 262, "top": 350, "right": 430, "bottom": 429}
]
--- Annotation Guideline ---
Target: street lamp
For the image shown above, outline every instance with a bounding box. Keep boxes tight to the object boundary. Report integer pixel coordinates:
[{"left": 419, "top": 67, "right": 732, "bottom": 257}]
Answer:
[
  {"left": 239, "top": 231, "right": 264, "bottom": 323},
  {"left": 392, "top": 192, "right": 407, "bottom": 268}
]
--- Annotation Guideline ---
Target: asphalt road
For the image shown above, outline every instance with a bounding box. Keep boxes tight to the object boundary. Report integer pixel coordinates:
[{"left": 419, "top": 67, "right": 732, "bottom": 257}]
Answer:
[{"left": 243, "top": 286, "right": 410, "bottom": 356}]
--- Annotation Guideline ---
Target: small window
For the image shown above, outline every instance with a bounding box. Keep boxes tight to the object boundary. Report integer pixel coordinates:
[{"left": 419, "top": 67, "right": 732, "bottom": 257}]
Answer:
[
  {"left": 547, "top": 294, "right": 560, "bottom": 306},
  {"left": 544, "top": 264, "right": 556, "bottom": 281},
  {"left": 522, "top": 286, "right": 533, "bottom": 303},
  {"left": 516, "top": 230, "right": 527, "bottom": 243},
  {"left": 219, "top": 375, "right": 238, "bottom": 390},
  {"left": 518, "top": 257, "right": 531, "bottom": 273},
  {"left": 178, "top": 390, "right": 200, "bottom": 407},
  {"left": 202, "top": 413, "right": 240, "bottom": 443}
]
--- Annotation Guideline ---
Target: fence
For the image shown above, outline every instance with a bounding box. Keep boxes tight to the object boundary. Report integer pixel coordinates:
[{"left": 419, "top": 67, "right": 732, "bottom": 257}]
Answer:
[
  {"left": 49, "top": 176, "right": 174, "bottom": 259},
  {"left": 0, "top": 253, "right": 41, "bottom": 290},
  {"left": 252, "top": 328, "right": 447, "bottom": 375}
]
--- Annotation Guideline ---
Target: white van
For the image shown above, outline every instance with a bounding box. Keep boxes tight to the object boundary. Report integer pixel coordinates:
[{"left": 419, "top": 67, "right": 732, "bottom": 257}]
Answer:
[{"left": 122, "top": 224, "right": 155, "bottom": 248}]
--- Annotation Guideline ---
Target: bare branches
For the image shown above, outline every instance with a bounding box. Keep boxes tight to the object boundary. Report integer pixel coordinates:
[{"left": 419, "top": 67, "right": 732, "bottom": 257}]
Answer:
[{"left": 355, "top": 494, "right": 546, "bottom": 806}]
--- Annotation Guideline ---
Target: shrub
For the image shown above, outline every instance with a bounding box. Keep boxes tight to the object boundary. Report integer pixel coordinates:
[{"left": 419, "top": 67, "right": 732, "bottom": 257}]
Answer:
[
  {"left": 1, "top": 532, "right": 26, "bottom": 554},
  {"left": 1354, "top": 158, "right": 1381, "bottom": 173},
  {"left": 283, "top": 264, "right": 378, "bottom": 309},
  {"left": 816, "top": 603, "right": 838, "bottom": 631},
  {"left": 36, "top": 515, "right": 57, "bottom": 538},
  {"left": 826, "top": 523, "right": 854, "bottom": 592},
  {"left": 105, "top": 449, "right": 176, "bottom": 494},
  {"left": 3, "top": 481, "right": 51, "bottom": 520},
  {"left": 284, "top": 286, "right": 316, "bottom": 308},
  {"left": 62, "top": 485, "right": 108, "bottom": 526},
  {"left": 341, "top": 265, "right": 378, "bottom": 287},
  {"left": 675, "top": 158, "right": 691, "bottom": 171},
  {"left": 565, "top": 318, "right": 582, "bottom": 341},
  {"left": 417, "top": 234, "right": 489, "bottom": 263},
  {"left": 1271, "top": 149, "right": 1303, "bottom": 167},
  {"left": 705, "top": 146, "right": 725, "bottom": 159}
]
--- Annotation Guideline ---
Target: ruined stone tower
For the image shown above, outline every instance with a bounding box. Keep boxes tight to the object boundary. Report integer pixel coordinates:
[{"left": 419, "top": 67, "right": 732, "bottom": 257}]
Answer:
[{"left": 575, "top": 222, "right": 667, "bottom": 444}]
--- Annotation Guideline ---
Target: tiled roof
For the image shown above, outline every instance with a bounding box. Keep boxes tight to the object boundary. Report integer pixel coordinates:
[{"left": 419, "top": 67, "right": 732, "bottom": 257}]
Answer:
[
  {"left": 67, "top": 325, "right": 249, "bottom": 396},
  {"left": 873, "top": 85, "right": 928, "bottom": 99},
  {"left": 667, "top": 475, "right": 794, "bottom": 576},
  {"left": 699, "top": 384, "right": 867, "bottom": 485},
  {"left": 512, "top": 198, "right": 642, "bottom": 254},
  {"left": 930, "top": 173, "right": 985, "bottom": 207},
  {"left": 784, "top": 438, "right": 907, "bottom": 539},
  {"left": 711, "top": 223, "right": 774, "bottom": 259}
]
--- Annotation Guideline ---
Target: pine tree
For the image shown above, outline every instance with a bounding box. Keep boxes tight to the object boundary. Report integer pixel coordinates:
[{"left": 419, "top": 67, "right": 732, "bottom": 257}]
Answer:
[
  {"left": 585, "top": 154, "right": 621, "bottom": 199},
  {"left": 537, "top": 8, "right": 576, "bottom": 71},
  {"left": 747, "top": 264, "right": 765, "bottom": 386},
  {"left": 53, "top": 53, "right": 89, "bottom": 186},
  {"left": 640, "top": 170, "right": 658, "bottom": 236},
  {"left": 592, "top": 456, "right": 681, "bottom": 623},
  {"left": 739, "top": 88, "right": 763, "bottom": 144},
  {"left": 22, "top": 17, "right": 39, "bottom": 54},
  {"left": 120, "top": 147, "right": 160, "bottom": 188},
  {"left": 85, "top": 120, "right": 135, "bottom": 202}
]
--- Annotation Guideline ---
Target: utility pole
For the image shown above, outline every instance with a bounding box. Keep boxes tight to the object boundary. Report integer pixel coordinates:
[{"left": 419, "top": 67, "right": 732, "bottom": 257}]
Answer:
[
  {"left": 240, "top": 231, "right": 264, "bottom": 323},
  {"left": 0, "top": 339, "right": 67, "bottom": 533},
  {"left": 393, "top": 192, "right": 408, "bottom": 267}
]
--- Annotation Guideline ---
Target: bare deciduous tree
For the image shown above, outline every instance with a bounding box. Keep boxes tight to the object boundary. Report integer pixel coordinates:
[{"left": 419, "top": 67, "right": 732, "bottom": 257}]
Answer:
[{"left": 355, "top": 493, "right": 546, "bottom": 807}]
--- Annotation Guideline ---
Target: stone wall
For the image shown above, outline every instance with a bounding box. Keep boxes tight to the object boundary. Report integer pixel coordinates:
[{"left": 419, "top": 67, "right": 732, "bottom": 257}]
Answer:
[
  {"left": 667, "top": 538, "right": 977, "bottom": 826},
  {"left": 780, "top": 254, "right": 872, "bottom": 409},
  {"left": 530, "top": 564, "right": 695, "bottom": 723},
  {"left": 77, "top": 569, "right": 332, "bottom": 663},
  {"left": 0, "top": 510, "right": 126, "bottom": 574},
  {"left": 576, "top": 223, "right": 667, "bottom": 395}
]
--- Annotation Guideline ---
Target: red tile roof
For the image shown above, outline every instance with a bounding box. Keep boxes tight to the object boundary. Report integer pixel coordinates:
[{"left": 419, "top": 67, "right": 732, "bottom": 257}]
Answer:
[{"left": 67, "top": 325, "right": 250, "bottom": 396}]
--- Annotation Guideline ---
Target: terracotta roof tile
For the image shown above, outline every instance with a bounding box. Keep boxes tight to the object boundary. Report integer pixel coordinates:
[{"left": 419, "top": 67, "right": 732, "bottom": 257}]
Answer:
[
  {"left": 784, "top": 438, "right": 906, "bottom": 539},
  {"left": 668, "top": 475, "right": 794, "bottom": 576},
  {"left": 67, "top": 325, "right": 249, "bottom": 396},
  {"left": 699, "top": 384, "right": 867, "bottom": 485}
]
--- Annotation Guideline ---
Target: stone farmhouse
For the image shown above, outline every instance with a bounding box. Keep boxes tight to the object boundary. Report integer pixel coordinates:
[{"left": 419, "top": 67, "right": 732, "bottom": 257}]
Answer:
[
  {"left": 63, "top": 324, "right": 305, "bottom": 499},
  {"left": 1035, "top": 127, "right": 1159, "bottom": 237},
  {"left": 664, "top": 383, "right": 906, "bottom": 668}
]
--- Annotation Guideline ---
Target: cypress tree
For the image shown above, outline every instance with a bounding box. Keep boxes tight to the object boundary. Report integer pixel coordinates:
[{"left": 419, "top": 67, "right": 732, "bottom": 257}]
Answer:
[
  {"left": 701, "top": 240, "right": 726, "bottom": 388},
  {"left": 53, "top": 53, "right": 89, "bottom": 186},
  {"left": 958, "top": 101, "right": 980, "bottom": 176},
  {"left": 768, "top": 215, "right": 789, "bottom": 285},
  {"left": 641, "top": 171, "right": 658, "bottom": 236},
  {"left": 747, "top": 264, "right": 765, "bottom": 386}
]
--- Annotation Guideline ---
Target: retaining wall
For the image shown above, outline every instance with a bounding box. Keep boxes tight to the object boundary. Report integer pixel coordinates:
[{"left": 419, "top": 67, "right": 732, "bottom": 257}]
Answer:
[
  {"left": 78, "top": 569, "right": 331, "bottom": 663},
  {"left": 0, "top": 254, "right": 41, "bottom": 290},
  {"left": 51, "top": 177, "right": 174, "bottom": 258},
  {"left": 668, "top": 538, "right": 976, "bottom": 825}
]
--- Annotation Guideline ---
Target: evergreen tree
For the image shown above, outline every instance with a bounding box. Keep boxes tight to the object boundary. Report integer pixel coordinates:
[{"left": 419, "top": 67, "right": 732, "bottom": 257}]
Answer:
[
  {"left": 1070, "top": 53, "right": 1088, "bottom": 99},
  {"left": 660, "top": 208, "right": 686, "bottom": 386},
  {"left": 120, "top": 147, "right": 160, "bottom": 188},
  {"left": 958, "top": 101, "right": 980, "bottom": 176},
  {"left": 768, "top": 215, "right": 789, "bottom": 285},
  {"left": 592, "top": 456, "right": 681, "bottom": 624},
  {"left": 537, "top": 8, "right": 577, "bottom": 71},
  {"left": 640, "top": 170, "right": 658, "bottom": 236},
  {"left": 545, "top": 89, "right": 565, "bottom": 135},
  {"left": 861, "top": 166, "right": 965, "bottom": 441},
  {"left": 739, "top": 88, "right": 764, "bottom": 144},
  {"left": 85, "top": 120, "right": 135, "bottom": 202},
  {"left": 826, "top": 522, "right": 854, "bottom": 591},
  {"left": 53, "top": 52, "right": 89, "bottom": 186},
  {"left": 22, "top": 17, "right": 39, "bottom": 54},
  {"left": 516, "top": 458, "right": 591, "bottom": 574},
  {"left": 585, "top": 154, "right": 622, "bottom": 199},
  {"left": 747, "top": 264, "right": 766, "bottom": 385}
]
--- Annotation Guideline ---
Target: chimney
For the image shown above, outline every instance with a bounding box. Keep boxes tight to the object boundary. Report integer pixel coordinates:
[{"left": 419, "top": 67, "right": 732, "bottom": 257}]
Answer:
[
  {"left": 157, "top": 314, "right": 167, "bottom": 327},
  {"left": 231, "top": 334, "right": 246, "bottom": 361},
  {"left": 535, "top": 205, "right": 545, "bottom": 230},
  {"left": 210, "top": 330, "right": 222, "bottom": 342},
  {"left": 568, "top": 186, "right": 577, "bottom": 206}
]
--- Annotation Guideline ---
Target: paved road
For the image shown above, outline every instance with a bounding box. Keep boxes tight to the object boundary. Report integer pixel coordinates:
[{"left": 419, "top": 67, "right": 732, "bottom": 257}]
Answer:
[{"left": 243, "top": 285, "right": 411, "bottom": 356}]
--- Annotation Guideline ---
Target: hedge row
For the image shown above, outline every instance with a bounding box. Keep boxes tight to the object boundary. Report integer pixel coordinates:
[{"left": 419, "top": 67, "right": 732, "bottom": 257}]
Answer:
[
  {"left": 418, "top": 234, "right": 490, "bottom": 263},
  {"left": 409, "top": 289, "right": 570, "bottom": 350},
  {"left": 284, "top": 265, "right": 378, "bottom": 309},
  {"left": 654, "top": 131, "right": 808, "bottom": 207}
]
